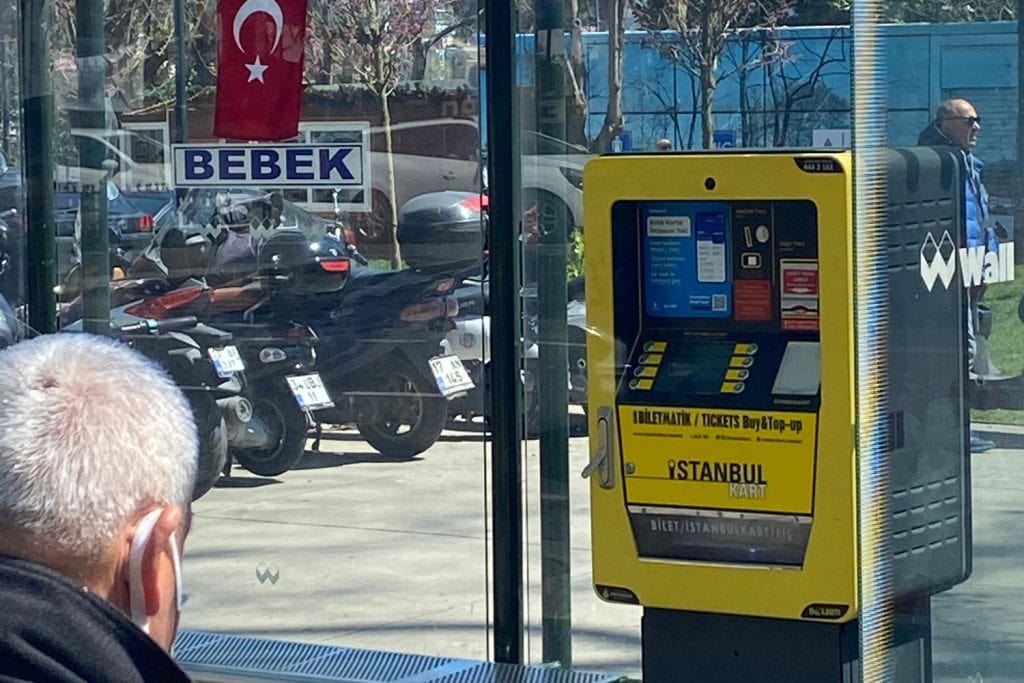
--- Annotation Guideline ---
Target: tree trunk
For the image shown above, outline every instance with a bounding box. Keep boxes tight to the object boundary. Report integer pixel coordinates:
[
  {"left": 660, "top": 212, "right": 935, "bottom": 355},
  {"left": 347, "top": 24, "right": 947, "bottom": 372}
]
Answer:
[
  {"left": 594, "top": 0, "right": 625, "bottom": 152},
  {"left": 565, "top": 0, "right": 588, "bottom": 147},
  {"left": 698, "top": 4, "right": 717, "bottom": 150},
  {"left": 381, "top": 92, "right": 402, "bottom": 269},
  {"left": 700, "top": 63, "right": 715, "bottom": 149}
]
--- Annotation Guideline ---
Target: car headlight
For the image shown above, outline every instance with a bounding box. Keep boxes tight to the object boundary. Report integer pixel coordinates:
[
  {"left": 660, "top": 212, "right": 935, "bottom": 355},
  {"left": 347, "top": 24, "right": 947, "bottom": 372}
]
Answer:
[{"left": 559, "top": 166, "right": 584, "bottom": 189}]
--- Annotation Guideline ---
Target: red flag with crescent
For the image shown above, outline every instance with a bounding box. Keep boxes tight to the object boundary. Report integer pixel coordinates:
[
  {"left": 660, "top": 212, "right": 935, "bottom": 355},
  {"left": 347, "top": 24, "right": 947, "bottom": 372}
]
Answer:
[{"left": 213, "top": 0, "right": 307, "bottom": 141}]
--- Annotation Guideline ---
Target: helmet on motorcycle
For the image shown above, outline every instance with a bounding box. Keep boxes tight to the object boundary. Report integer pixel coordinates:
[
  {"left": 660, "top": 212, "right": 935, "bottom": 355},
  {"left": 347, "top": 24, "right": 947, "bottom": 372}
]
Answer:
[{"left": 217, "top": 203, "right": 251, "bottom": 231}]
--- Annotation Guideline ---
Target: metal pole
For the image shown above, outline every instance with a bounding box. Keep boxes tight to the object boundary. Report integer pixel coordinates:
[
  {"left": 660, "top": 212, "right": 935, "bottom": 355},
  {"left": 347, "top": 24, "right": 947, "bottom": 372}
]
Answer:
[
  {"left": 485, "top": 0, "right": 525, "bottom": 665},
  {"left": 173, "top": 0, "right": 188, "bottom": 143},
  {"left": 852, "top": 0, "right": 894, "bottom": 679},
  {"left": 1015, "top": 0, "right": 1024, "bottom": 261},
  {"left": 76, "top": 0, "right": 110, "bottom": 334},
  {"left": 173, "top": 0, "right": 188, "bottom": 144},
  {"left": 18, "top": 0, "right": 56, "bottom": 332},
  {"left": 173, "top": 0, "right": 189, "bottom": 213},
  {"left": 534, "top": 0, "right": 572, "bottom": 667}
]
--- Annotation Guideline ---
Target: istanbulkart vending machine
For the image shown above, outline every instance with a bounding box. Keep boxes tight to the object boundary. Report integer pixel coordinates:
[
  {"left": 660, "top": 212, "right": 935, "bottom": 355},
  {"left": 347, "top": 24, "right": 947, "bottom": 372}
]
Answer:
[{"left": 583, "top": 150, "right": 971, "bottom": 682}]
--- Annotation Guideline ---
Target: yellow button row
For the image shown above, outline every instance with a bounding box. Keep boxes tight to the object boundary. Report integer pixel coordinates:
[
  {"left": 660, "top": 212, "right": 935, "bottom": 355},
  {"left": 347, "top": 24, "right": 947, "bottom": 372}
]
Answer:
[
  {"left": 632, "top": 341, "right": 668, "bottom": 390},
  {"left": 723, "top": 343, "right": 755, "bottom": 393},
  {"left": 720, "top": 381, "right": 746, "bottom": 394}
]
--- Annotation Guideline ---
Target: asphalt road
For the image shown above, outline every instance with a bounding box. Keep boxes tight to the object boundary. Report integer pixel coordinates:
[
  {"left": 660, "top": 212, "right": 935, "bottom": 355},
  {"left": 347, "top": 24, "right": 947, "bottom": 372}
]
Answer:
[{"left": 177, "top": 419, "right": 1024, "bottom": 681}]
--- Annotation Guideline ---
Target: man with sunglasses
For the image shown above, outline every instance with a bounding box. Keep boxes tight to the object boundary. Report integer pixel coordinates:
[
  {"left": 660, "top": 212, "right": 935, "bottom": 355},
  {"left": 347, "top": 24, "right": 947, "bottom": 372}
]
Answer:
[
  {"left": 0, "top": 334, "right": 196, "bottom": 681},
  {"left": 919, "top": 98, "right": 1000, "bottom": 453}
]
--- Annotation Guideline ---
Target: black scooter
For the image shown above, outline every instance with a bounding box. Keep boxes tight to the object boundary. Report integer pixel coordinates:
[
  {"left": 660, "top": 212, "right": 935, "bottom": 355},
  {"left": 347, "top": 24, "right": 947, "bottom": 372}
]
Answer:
[
  {"left": 114, "top": 315, "right": 239, "bottom": 499},
  {"left": 129, "top": 196, "right": 471, "bottom": 460}
]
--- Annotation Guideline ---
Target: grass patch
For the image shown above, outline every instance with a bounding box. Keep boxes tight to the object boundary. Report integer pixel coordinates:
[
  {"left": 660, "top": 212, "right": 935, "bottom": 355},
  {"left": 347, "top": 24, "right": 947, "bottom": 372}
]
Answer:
[{"left": 971, "top": 275, "right": 1024, "bottom": 425}]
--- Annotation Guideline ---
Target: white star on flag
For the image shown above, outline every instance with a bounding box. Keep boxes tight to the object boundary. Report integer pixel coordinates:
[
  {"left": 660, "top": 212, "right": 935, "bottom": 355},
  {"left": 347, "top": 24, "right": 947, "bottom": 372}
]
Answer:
[{"left": 245, "top": 55, "right": 268, "bottom": 83}]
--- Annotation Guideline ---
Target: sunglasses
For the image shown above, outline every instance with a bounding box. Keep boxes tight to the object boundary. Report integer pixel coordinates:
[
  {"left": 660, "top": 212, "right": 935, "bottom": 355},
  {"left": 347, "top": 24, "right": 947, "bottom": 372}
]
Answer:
[{"left": 945, "top": 115, "right": 982, "bottom": 126}]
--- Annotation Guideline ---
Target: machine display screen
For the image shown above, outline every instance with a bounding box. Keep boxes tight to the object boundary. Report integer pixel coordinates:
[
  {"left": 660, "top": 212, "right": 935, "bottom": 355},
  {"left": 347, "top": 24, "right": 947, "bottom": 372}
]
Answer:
[{"left": 641, "top": 200, "right": 819, "bottom": 332}]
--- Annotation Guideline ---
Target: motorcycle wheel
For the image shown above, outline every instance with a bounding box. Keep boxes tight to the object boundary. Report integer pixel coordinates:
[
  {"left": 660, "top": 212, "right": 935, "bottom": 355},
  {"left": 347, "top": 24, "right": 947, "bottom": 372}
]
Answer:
[
  {"left": 232, "top": 394, "right": 310, "bottom": 477},
  {"left": 356, "top": 361, "right": 447, "bottom": 459},
  {"left": 192, "top": 416, "right": 228, "bottom": 500}
]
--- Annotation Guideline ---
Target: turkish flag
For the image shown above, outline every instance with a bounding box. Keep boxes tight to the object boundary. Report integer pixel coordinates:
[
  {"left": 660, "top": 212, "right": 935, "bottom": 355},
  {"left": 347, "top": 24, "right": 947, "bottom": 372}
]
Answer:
[{"left": 213, "top": 0, "right": 307, "bottom": 141}]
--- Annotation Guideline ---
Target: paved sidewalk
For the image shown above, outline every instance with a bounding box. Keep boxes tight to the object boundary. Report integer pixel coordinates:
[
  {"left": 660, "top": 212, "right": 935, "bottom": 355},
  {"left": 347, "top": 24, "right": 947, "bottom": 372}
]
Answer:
[
  {"left": 179, "top": 420, "right": 1024, "bottom": 681},
  {"left": 180, "top": 417, "right": 642, "bottom": 678}
]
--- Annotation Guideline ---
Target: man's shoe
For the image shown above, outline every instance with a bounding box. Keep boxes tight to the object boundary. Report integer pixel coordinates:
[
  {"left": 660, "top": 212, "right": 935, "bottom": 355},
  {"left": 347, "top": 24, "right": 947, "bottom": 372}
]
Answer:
[{"left": 970, "top": 436, "right": 995, "bottom": 453}]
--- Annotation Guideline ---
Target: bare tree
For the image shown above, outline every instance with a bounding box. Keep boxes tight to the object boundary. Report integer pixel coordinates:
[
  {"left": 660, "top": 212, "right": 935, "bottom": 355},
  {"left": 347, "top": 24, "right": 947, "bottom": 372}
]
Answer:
[
  {"left": 765, "top": 28, "right": 848, "bottom": 145},
  {"left": 631, "top": 0, "right": 791, "bottom": 149},
  {"left": 594, "top": 0, "right": 627, "bottom": 152},
  {"left": 565, "top": 0, "right": 590, "bottom": 147},
  {"left": 328, "top": 0, "right": 451, "bottom": 268}
]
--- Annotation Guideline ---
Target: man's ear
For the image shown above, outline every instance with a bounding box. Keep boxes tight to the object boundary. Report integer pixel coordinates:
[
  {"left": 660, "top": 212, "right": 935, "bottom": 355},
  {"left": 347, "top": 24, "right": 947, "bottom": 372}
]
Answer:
[{"left": 140, "top": 506, "right": 184, "bottom": 618}]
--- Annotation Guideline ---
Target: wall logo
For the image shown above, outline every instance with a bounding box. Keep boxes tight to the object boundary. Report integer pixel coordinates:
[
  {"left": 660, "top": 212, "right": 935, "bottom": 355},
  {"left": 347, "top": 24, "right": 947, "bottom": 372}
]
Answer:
[
  {"left": 256, "top": 562, "right": 280, "bottom": 585},
  {"left": 920, "top": 231, "right": 1015, "bottom": 292}
]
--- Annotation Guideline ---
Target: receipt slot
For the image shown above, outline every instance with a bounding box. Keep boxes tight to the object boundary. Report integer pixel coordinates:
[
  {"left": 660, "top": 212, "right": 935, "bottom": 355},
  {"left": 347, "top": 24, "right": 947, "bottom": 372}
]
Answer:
[{"left": 583, "top": 150, "right": 971, "bottom": 681}]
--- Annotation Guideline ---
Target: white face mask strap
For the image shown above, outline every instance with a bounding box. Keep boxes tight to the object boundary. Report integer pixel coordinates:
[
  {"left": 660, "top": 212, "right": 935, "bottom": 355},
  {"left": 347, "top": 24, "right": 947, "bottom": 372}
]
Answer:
[
  {"left": 128, "top": 508, "right": 163, "bottom": 633},
  {"left": 170, "top": 530, "right": 184, "bottom": 612}
]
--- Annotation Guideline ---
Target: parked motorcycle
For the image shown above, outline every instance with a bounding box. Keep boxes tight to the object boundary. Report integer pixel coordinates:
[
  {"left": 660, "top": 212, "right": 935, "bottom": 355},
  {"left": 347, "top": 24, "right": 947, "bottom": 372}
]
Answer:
[
  {"left": 113, "top": 315, "right": 238, "bottom": 500},
  {"left": 126, "top": 198, "right": 471, "bottom": 461},
  {"left": 116, "top": 280, "right": 324, "bottom": 477},
  {"left": 309, "top": 261, "right": 471, "bottom": 458},
  {"left": 81, "top": 225, "right": 352, "bottom": 476}
]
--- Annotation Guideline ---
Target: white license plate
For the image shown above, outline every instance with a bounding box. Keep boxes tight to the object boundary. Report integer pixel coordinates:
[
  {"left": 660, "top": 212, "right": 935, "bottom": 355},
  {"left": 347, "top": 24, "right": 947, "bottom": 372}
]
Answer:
[
  {"left": 208, "top": 345, "right": 245, "bottom": 378},
  {"left": 429, "top": 354, "right": 476, "bottom": 398},
  {"left": 286, "top": 373, "right": 335, "bottom": 410}
]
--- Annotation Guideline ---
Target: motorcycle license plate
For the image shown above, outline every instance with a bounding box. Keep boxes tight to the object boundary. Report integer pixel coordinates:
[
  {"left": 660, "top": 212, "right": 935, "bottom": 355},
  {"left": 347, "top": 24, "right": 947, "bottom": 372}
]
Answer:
[
  {"left": 286, "top": 373, "right": 335, "bottom": 411},
  {"left": 208, "top": 345, "right": 245, "bottom": 378},
  {"left": 429, "top": 354, "right": 475, "bottom": 398}
]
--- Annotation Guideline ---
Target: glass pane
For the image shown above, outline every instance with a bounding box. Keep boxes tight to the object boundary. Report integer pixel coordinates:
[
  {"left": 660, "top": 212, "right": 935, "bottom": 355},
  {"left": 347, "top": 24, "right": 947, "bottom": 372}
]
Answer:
[
  {"left": 854, "top": 5, "right": 1023, "bottom": 681},
  {"left": 26, "top": 0, "right": 492, "bottom": 665},
  {"left": 0, "top": 13, "right": 22, "bottom": 341}
]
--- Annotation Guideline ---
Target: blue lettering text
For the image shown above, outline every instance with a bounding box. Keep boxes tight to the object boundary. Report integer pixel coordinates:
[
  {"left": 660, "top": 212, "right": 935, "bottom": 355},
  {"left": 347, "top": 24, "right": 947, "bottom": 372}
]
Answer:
[
  {"left": 219, "top": 149, "right": 246, "bottom": 181},
  {"left": 286, "top": 149, "right": 314, "bottom": 180},
  {"left": 319, "top": 148, "right": 353, "bottom": 180},
  {"left": 185, "top": 150, "right": 214, "bottom": 180}
]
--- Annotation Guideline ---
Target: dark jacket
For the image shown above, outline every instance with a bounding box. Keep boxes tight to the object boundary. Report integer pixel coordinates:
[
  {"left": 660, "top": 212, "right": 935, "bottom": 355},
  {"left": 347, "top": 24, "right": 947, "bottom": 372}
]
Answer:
[
  {"left": 917, "top": 123, "right": 998, "bottom": 251},
  {"left": 0, "top": 554, "right": 190, "bottom": 683}
]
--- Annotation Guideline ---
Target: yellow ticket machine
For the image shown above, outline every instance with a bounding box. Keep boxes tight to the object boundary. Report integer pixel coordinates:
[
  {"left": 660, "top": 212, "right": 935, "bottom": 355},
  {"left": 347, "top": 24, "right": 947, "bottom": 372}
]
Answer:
[{"left": 583, "top": 149, "right": 971, "bottom": 681}]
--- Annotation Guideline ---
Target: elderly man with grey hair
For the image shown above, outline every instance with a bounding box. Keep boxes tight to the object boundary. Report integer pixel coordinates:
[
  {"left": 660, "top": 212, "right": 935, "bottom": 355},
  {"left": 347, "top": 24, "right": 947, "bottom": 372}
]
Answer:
[{"left": 0, "top": 334, "right": 197, "bottom": 681}]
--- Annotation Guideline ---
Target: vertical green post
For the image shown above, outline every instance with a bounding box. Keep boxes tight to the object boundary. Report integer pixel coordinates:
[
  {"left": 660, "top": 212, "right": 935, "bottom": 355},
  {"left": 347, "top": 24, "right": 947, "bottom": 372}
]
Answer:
[
  {"left": 533, "top": 0, "right": 572, "bottom": 667},
  {"left": 18, "top": 0, "right": 56, "bottom": 333},
  {"left": 486, "top": 0, "right": 525, "bottom": 665},
  {"left": 76, "top": 0, "right": 109, "bottom": 335},
  {"left": 1016, "top": 0, "right": 1024, "bottom": 261},
  {"left": 174, "top": 0, "right": 188, "bottom": 145}
]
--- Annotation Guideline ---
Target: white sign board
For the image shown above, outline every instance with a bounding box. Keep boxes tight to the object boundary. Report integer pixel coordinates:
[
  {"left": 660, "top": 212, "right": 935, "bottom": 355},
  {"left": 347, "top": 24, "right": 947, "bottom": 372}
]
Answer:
[
  {"left": 172, "top": 142, "right": 367, "bottom": 190},
  {"left": 812, "top": 129, "right": 852, "bottom": 148}
]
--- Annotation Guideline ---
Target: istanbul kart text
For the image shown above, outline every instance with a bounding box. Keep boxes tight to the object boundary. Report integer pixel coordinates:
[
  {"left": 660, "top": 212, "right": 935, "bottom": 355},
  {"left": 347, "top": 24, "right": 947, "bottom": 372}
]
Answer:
[{"left": 619, "top": 405, "right": 818, "bottom": 513}]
